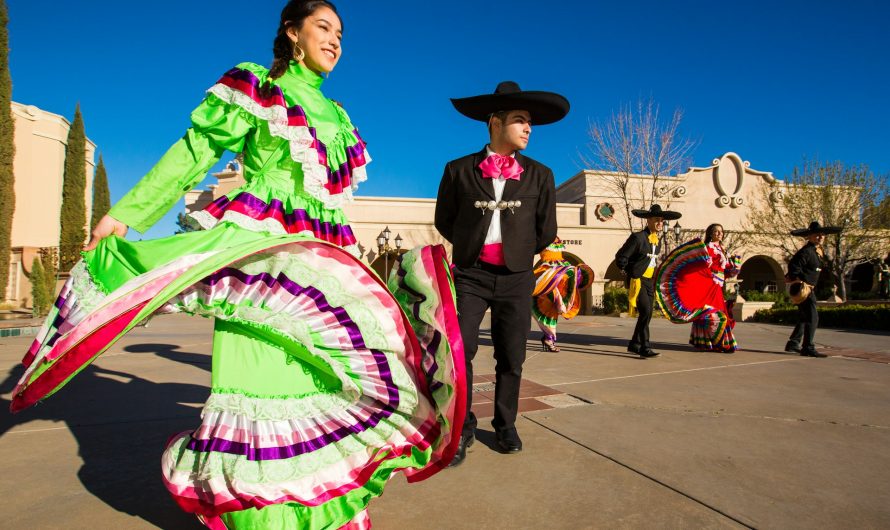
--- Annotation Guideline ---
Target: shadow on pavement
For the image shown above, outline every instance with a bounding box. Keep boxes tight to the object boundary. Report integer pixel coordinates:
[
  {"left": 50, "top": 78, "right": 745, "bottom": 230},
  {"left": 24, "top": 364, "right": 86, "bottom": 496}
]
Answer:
[
  {"left": 0, "top": 344, "right": 209, "bottom": 529},
  {"left": 126, "top": 342, "right": 212, "bottom": 372}
]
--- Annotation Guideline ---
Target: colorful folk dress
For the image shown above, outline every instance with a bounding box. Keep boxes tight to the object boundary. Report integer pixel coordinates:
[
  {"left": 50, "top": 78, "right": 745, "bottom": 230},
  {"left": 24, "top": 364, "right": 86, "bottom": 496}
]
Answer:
[
  {"left": 531, "top": 239, "right": 594, "bottom": 346},
  {"left": 10, "top": 61, "right": 466, "bottom": 530},
  {"left": 655, "top": 239, "right": 741, "bottom": 353}
]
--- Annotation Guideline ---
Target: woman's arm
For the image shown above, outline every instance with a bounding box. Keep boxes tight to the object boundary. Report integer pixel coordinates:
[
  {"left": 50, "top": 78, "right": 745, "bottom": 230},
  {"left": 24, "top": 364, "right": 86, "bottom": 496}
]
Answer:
[{"left": 107, "top": 92, "right": 257, "bottom": 234}]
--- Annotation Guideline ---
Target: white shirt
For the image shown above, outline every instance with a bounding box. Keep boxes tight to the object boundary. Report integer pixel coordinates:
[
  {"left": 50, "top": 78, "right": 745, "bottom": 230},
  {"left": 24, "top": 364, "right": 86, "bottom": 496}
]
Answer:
[{"left": 482, "top": 145, "right": 514, "bottom": 245}]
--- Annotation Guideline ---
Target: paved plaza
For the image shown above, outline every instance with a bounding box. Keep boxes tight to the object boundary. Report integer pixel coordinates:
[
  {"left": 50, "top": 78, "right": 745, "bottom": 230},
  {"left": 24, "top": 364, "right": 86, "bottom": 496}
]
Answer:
[{"left": 1, "top": 313, "right": 888, "bottom": 529}]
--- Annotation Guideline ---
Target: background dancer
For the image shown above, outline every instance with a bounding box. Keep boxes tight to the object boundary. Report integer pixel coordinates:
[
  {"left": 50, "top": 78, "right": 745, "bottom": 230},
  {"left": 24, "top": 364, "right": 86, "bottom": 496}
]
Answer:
[
  {"left": 655, "top": 223, "right": 742, "bottom": 353},
  {"left": 785, "top": 221, "right": 841, "bottom": 358},
  {"left": 532, "top": 238, "right": 594, "bottom": 352},
  {"left": 615, "top": 204, "right": 681, "bottom": 358}
]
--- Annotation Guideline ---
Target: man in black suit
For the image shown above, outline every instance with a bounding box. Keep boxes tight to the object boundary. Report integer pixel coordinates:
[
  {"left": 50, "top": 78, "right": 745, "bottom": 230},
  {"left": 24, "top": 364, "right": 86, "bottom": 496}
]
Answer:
[
  {"left": 785, "top": 221, "right": 841, "bottom": 357},
  {"left": 615, "top": 204, "right": 681, "bottom": 358},
  {"left": 435, "top": 81, "right": 568, "bottom": 466}
]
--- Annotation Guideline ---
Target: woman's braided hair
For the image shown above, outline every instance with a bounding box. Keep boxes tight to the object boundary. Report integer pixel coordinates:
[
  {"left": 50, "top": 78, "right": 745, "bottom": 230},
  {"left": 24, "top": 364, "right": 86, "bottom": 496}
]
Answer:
[{"left": 268, "top": 0, "right": 340, "bottom": 80}]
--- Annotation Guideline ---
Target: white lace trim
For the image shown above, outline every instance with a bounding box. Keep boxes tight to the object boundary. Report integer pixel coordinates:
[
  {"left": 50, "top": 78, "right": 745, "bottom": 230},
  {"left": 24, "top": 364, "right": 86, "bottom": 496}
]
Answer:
[
  {"left": 188, "top": 210, "right": 361, "bottom": 259},
  {"left": 69, "top": 261, "right": 107, "bottom": 312},
  {"left": 208, "top": 83, "right": 370, "bottom": 210},
  {"left": 203, "top": 391, "right": 358, "bottom": 421}
]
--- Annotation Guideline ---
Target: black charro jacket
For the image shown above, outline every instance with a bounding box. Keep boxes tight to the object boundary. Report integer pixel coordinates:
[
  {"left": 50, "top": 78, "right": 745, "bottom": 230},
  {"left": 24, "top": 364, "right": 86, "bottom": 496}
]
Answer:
[
  {"left": 434, "top": 149, "right": 557, "bottom": 272},
  {"left": 787, "top": 242, "right": 823, "bottom": 285},
  {"left": 615, "top": 228, "right": 662, "bottom": 279}
]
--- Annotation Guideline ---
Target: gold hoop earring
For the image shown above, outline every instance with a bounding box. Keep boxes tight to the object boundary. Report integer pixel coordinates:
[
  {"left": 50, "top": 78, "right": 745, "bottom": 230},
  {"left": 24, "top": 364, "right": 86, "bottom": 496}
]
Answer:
[{"left": 293, "top": 42, "right": 305, "bottom": 62}]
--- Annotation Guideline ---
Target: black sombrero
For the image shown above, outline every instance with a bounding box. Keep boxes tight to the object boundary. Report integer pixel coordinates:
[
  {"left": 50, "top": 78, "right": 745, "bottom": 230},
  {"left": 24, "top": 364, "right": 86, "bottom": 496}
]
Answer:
[
  {"left": 790, "top": 221, "right": 842, "bottom": 237},
  {"left": 631, "top": 204, "right": 682, "bottom": 220},
  {"left": 450, "top": 81, "right": 570, "bottom": 125}
]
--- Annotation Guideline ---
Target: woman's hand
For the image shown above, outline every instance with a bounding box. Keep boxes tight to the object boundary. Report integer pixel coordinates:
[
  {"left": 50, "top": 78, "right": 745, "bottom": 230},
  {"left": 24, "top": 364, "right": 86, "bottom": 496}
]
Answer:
[{"left": 84, "top": 215, "right": 128, "bottom": 251}]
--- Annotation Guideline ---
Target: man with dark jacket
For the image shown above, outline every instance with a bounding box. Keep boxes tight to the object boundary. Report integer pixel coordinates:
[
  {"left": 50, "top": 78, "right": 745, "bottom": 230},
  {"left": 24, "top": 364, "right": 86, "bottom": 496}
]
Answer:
[
  {"left": 435, "top": 81, "right": 567, "bottom": 466},
  {"left": 785, "top": 221, "right": 841, "bottom": 357},
  {"left": 615, "top": 204, "right": 681, "bottom": 358}
]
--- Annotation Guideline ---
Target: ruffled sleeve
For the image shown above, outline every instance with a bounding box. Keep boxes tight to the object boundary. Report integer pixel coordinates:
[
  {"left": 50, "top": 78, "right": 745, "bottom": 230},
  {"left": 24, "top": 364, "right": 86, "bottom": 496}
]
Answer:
[{"left": 108, "top": 79, "right": 257, "bottom": 233}]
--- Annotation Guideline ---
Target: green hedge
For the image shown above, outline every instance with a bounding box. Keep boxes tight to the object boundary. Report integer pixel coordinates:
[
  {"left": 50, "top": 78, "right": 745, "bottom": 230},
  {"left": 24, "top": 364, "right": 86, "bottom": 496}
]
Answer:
[
  {"left": 603, "top": 286, "right": 629, "bottom": 315},
  {"left": 741, "top": 290, "right": 795, "bottom": 310},
  {"left": 750, "top": 304, "right": 890, "bottom": 330}
]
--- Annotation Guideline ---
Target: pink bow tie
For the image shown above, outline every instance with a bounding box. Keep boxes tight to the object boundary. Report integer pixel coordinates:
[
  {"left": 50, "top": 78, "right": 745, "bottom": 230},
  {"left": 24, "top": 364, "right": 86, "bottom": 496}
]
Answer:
[{"left": 479, "top": 154, "right": 523, "bottom": 181}]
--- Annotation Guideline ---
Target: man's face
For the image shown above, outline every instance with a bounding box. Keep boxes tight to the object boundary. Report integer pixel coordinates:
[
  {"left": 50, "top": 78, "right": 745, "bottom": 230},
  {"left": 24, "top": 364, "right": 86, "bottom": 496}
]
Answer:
[
  {"left": 807, "top": 233, "right": 826, "bottom": 245},
  {"left": 647, "top": 217, "right": 664, "bottom": 233},
  {"left": 490, "top": 110, "right": 532, "bottom": 152}
]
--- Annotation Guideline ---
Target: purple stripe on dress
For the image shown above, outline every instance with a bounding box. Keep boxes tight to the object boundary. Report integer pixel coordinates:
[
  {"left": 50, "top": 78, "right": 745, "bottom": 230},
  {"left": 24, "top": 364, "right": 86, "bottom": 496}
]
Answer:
[
  {"left": 217, "top": 67, "right": 370, "bottom": 197},
  {"left": 205, "top": 193, "right": 356, "bottom": 243},
  {"left": 221, "top": 68, "right": 286, "bottom": 102},
  {"left": 54, "top": 293, "right": 67, "bottom": 309},
  {"left": 287, "top": 105, "right": 308, "bottom": 120},
  {"left": 45, "top": 291, "right": 79, "bottom": 348},
  {"left": 327, "top": 132, "right": 368, "bottom": 189},
  {"left": 188, "top": 401, "right": 396, "bottom": 460},
  {"left": 395, "top": 263, "right": 443, "bottom": 392},
  {"left": 185, "top": 266, "right": 402, "bottom": 460}
]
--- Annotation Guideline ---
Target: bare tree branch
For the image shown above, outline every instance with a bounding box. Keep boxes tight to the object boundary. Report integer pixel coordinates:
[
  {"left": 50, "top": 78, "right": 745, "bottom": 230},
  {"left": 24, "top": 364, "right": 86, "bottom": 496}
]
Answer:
[
  {"left": 742, "top": 159, "right": 889, "bottom": 300},
  {"left": 581, "top": 97, "right": 697, "bottom": 231}
]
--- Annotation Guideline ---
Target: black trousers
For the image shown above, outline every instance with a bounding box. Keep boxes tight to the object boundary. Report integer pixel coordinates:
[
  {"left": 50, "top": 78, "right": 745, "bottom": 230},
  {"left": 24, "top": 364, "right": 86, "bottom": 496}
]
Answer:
[
  {"left": 453, "top": 263, "right": 534, "bottom": 434},
  {"left": 630, "top": 277, "right": 655, "bottom": 349},
  {"left": 788, "top": 293, "right": 818, "bottom": 351}
]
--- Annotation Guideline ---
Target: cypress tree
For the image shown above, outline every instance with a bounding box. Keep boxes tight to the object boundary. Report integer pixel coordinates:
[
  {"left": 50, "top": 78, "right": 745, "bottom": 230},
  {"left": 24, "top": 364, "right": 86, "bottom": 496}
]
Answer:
[
  {"left": 174, "top": 212, "right": 198, "bottom": 234},
  {"left": 42, "top": 247, "right": 57, "bottom": 299},
  {"left": 0, "top": 0, "right": 16, "bottom": 299},
  {"left": 30, "top": 256, "right": 47, "bottom": 316},
  {"left": 91, "top": 154, "right": 110, "bottom": 230},
  {"left": 59, "top": 104, "right": 87, "bottom": 271}
]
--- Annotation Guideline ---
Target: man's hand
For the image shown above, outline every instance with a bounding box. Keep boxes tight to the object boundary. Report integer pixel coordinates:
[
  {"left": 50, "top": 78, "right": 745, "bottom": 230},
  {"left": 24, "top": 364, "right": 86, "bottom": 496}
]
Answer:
[{"left": 85, "top": 215, "right": 128, "bottom": 251}]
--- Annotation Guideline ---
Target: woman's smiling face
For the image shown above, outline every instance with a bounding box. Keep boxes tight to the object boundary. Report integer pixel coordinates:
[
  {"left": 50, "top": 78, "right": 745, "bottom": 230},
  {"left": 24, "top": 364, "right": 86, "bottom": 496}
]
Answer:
[{"left": 288, "top": 5, "right": 343, "bottom": 74}]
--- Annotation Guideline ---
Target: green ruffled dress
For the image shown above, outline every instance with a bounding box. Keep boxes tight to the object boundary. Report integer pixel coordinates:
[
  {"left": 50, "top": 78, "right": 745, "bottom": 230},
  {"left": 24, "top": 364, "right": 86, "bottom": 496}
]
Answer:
[{"left": 11, "top": 62, "right": 466, "bottom": 530}]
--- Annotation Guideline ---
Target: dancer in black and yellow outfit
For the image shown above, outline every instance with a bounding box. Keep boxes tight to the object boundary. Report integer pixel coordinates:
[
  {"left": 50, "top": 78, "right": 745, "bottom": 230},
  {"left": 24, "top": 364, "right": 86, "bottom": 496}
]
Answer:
[{"left": 615, "top": 204, "right": 681, "bottom": 358}]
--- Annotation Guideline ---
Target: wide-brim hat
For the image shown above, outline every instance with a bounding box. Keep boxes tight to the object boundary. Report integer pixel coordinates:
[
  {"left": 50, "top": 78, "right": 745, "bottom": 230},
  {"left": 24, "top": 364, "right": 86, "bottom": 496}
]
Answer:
[
  {"left": 790, "top": 221, "right": 842, "bottom": 237},
  {"left": 451, "top": 81, "right": 570, "bottom": 125},
  {"left": 631, "top": 204, "right": 681, "bottom": 220},
  {"left": 540, "top": 237, "right": 566, "bottom": 262}
]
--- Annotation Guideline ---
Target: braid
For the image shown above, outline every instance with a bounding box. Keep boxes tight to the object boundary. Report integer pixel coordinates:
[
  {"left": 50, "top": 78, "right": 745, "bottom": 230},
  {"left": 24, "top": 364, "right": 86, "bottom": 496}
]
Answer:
[{"left": 268, "top": 29, "right": 293, "bottom": 80}]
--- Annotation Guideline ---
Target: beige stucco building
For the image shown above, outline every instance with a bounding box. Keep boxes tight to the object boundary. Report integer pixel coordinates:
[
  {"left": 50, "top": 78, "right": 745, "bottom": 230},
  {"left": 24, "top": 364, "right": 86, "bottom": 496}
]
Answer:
[
  {"left": 184, "top": 151, "right": 890, "bottom": 316},
  {"left": 6, "top": 102, "right": 95, "bottom": 305},
  {"left": 8, "top": 99, "right": 884, "bottom": 314}
]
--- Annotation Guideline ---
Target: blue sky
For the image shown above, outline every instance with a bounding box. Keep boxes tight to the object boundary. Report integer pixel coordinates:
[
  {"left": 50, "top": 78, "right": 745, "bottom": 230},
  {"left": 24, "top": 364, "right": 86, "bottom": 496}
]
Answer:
[{"left": 8, "top": 1, "right": 890, "bottom": 239}]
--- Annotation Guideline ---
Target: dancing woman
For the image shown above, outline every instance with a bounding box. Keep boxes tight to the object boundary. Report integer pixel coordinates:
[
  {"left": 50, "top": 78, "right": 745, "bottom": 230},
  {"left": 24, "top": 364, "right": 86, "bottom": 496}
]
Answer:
[
  {"left": 656, "top": 224, "right": 741, "bottom": 353},
  {"left": 10, "top": 2, "right": 465, "bottom": 528},
  {"left": 532, "top": 238, "right": 594, "bottom": 352}
]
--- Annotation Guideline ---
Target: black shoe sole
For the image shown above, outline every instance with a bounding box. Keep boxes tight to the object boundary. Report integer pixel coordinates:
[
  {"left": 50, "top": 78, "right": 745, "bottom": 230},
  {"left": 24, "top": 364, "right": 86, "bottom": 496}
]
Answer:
[{"left": 496, "top": 443, "right": 522, "bottom": 454}]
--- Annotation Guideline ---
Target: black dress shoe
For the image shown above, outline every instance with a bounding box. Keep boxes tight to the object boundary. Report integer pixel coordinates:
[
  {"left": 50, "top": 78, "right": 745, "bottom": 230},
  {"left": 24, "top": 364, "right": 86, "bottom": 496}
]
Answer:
[
  {"left": 495, "top": 428, "right": 523, "bottom": 453},
  {"left": 801, "top": 349, "right": 828, "bottom": 358},
  {"left": 638, "top": 348, "right": 660, "bottom": 358},
  {"left": 447, "top": 431, "right": 475, "bottom": 467},
  {"left": 627, "top": 343, "right": 641, "bottom": 354},
  {"left": 785, "top": 341, "right": 802, "bottom": 353}
]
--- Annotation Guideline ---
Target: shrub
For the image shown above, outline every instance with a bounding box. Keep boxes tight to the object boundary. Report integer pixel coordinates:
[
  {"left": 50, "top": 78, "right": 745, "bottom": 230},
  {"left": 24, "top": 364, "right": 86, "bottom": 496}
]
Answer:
[
  {"left": 30, "top": 256, "right": 48, "bottom": 316},
  {"left": 847, "top": 291, "right": 875, "bottom": 301},
  {"left": 603, "top": 286, "right": 629, "bottom": 315},
  {"left": 741, "top": 290, "right": 794, "bottom": 310},
  {"left": 750, "top": 304, "right": 890, "bottom": 330}
]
